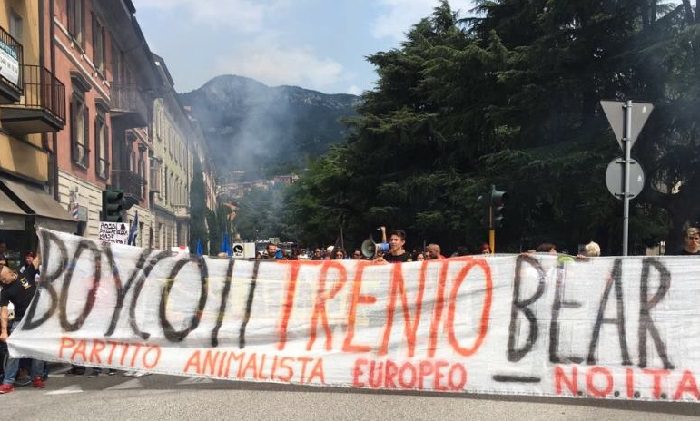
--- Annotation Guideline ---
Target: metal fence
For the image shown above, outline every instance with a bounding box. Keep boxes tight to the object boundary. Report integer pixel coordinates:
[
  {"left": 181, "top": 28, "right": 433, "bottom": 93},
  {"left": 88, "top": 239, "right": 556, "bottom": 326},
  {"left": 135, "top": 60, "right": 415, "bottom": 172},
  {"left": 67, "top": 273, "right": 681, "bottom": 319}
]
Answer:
[{"left": 20, "top": 64, "right": 66, "bottom": 122}]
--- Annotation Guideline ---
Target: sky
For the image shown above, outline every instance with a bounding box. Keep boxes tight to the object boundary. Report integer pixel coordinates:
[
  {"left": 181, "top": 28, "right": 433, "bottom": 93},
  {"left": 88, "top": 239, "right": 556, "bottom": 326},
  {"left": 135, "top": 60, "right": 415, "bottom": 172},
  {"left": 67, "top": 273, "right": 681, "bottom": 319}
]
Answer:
[{"left": 133, "top": 0, "right": 477, "bottom": 95}]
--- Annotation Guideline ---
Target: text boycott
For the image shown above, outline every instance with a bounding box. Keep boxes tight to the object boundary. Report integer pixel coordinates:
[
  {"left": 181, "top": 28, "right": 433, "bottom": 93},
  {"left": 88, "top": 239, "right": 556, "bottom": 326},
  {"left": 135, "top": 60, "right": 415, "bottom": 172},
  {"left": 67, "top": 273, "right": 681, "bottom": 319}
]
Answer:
[{"left": 7, "top": 230, "right": 700, "bottom": 402}]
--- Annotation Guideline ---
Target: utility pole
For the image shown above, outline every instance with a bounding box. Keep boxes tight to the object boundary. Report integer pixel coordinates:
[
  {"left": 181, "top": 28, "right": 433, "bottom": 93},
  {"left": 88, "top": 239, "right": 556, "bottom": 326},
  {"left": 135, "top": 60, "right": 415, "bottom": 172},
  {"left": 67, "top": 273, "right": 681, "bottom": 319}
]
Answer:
[{"left": 602, "top": 100, "right": 653, "bottom": 256}]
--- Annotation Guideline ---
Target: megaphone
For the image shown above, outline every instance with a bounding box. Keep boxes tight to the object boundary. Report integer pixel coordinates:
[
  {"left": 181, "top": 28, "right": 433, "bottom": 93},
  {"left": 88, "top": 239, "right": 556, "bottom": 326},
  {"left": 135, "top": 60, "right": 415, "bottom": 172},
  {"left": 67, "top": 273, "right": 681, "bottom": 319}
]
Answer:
[{"left": 361, "top": 239, "right": 390, "bottom": 259}]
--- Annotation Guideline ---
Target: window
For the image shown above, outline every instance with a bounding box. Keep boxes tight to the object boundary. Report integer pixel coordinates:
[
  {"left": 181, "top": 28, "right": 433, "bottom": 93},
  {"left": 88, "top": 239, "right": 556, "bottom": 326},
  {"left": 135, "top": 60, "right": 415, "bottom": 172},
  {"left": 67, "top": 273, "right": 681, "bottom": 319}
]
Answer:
[
  {"left": 112, "top": 47, "right": 124, "bottom": 83},
  {"left": 139, "top": 222, "right": 144, "bottom": 247},
  {"left": 9, "top": 11, "right": 22, "bottom": 43},
  {"left": 67, "top": 0, "right": 84, "bottom": 47},
  {"left": 70, "top": 92, "right": 89, "bottom": 168},
  {"left": 92, "top": 14, "right": 105, "bottom": 74},
  {"left": 138, "top": 150, "right": 145, "bottom": 198},
  {"left": 163, "top": 167, "right": 168, "bottom": 201},
  {"left": 94, "top": 112, "right": 108, "bottom": 179},
  {"left": 150, "top": 157, "right": 161, "bottom": 193}
]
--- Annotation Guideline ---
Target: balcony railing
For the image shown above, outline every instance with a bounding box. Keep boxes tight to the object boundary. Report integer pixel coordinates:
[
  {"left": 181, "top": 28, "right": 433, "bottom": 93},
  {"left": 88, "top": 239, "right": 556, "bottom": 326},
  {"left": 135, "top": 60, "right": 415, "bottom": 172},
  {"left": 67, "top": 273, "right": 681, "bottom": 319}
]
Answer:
[
  {"left": 21, "top": 65, "right": 64, "bottom": 120},
  {"left": 0, "top": 64, "right": 65, "bottom": 134},
  {"left": 110, "top": 83, "right": 148, "bottom": 128},
  {"left": 115, "top": 171, "right": 145, "bottom": 201},
  {"left": 0, "top": 26, "right": 23, "bottom": 103}
]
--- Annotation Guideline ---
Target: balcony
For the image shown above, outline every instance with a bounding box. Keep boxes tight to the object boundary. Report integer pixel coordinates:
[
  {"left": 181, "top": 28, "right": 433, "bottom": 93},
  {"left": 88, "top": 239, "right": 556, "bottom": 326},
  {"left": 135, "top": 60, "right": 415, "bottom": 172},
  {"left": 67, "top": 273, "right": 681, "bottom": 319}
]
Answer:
[
  {"left": 115, "top": 171, "right": 145, "bottom": 201},
  {"left": 0, "top": 26, "right": 23, "bottom": 103},
  {"left": 110, "top": 83, "right": 149, "bottom": 128},
  {"left": 173, "top": 204, "right": 191, "bottom": 220},
  {"left": 0, "top": 64, "right": 65, "bottom": 134}
]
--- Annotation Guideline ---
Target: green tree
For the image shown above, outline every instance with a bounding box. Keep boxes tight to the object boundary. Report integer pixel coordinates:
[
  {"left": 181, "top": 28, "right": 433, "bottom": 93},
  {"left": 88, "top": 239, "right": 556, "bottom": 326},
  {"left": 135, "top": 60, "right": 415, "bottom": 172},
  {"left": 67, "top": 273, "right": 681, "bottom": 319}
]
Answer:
[
  {"left": 234, "top": 183, "right": 297, "bottom": 242},
  {"left": 286, "top": 0, "right": 700, "bottom": 255},
  {"left": 206, "top": 208, "right": 222, "bottom": 255},
  {"left": 189, "top": 158, "right": 208, "bottom": 254}
]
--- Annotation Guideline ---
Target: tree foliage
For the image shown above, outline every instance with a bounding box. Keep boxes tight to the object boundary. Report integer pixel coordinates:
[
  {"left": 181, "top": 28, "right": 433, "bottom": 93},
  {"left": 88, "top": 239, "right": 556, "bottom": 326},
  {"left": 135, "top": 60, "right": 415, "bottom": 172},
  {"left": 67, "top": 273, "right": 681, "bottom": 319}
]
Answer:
[
  {"left": 189, "top": 158, "right": 209, "bottom": 254},
  {"left": 234, "top": 184, "right": 296, "bottom": 242},
  {"left": 283, "top": 0, "right": 700, "bottom": 254}
]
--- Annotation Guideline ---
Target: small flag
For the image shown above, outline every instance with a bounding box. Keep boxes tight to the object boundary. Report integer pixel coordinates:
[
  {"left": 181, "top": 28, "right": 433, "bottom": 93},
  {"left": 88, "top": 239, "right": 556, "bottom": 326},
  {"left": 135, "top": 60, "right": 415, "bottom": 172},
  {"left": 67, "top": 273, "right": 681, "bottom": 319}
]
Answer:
[{"left": 221, "top": 232, "right": 232, "bottom": 257}]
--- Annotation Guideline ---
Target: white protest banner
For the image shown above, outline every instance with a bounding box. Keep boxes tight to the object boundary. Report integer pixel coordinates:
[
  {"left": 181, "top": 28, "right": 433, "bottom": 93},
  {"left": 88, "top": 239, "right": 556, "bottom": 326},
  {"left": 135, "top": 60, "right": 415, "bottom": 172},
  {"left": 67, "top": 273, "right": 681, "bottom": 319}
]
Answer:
[
  {"left": 98, "top": 221, "right": 129, "bottom": 244},
  {"left": 8, "top": 230, "right": 700, "bottom": 402}
]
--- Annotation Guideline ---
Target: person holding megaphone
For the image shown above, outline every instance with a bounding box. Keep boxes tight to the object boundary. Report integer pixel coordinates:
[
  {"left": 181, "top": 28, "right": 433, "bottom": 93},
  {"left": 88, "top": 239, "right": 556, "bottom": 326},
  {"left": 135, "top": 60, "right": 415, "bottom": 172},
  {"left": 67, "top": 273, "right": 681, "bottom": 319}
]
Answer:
[{"left": 375, "top": 227, "right": 410, "bottom": 263}]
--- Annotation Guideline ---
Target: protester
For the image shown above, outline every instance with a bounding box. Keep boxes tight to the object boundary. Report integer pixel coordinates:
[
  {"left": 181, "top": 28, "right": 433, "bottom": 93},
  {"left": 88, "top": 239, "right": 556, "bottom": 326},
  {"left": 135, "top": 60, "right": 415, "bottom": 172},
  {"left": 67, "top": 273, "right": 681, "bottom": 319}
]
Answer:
[
  {"left": 584, "top": 241, "right": 601, "bottom": 257},
  {"left": 414, "top": 252, "right": 425, "bottom": 261},
  {"left": 536, "top": 243, "right": 557, "bottom": 254},
  {"left": 19, "top": 252, "right": 38, "bottom": 287},
  {"left": 333, "top": 248, "right": 346, "bottom": 259},
  {"left": 262, "top": 242, "right": 284, "bottom": 259},
  {"left": 426, "top": 243, "right": 445, "bottom": 259},
  {"left": 479, "top": 243, "right": 491, "bottom": 255},
  {"left": 351, "top": 249, "right": 362, "bottom": 259},
  {"left": 0, "top": 266, "right": 45, "bottom": 394},
  {"left": 680, "top": 227, "right": 700, "bottom": 255},
  {"left": 377, "top": 230, "right": 410, "bottom": 263}
]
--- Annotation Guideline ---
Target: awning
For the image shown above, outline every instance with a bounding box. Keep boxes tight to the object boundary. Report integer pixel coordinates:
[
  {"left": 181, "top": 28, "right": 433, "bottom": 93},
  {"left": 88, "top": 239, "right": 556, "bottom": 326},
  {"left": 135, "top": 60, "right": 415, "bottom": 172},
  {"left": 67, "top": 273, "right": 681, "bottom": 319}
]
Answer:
[
  {"left": 0, "top": 177, "right": 76, "bottom": 233},
  {"left": 0, "top": 188, "right": 26, "bottom": 230}
]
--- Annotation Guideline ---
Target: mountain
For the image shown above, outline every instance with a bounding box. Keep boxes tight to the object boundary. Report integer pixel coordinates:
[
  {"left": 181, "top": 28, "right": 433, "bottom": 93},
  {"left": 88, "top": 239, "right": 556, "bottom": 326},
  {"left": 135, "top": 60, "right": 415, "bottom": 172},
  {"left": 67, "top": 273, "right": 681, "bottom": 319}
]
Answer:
[{"left": 179, "top": 75, "right": 360, "bottom": 179}]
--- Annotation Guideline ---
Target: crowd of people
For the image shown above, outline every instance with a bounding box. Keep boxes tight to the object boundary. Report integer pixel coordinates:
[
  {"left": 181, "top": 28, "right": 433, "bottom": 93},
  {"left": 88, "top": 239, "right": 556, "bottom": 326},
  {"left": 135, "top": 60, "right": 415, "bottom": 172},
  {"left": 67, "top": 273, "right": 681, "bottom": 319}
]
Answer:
[
  {"left": 0, "top": 226, "right": 698, "bottom": 395},
  {"left": 0, "top": 249, "right": 43, "bottom": 394},
  {"left": 255, "top": 229, "right": 455, "bottom": 262},
  {"left": 254, "top": 226, "right": 700, "bottom": 262}
]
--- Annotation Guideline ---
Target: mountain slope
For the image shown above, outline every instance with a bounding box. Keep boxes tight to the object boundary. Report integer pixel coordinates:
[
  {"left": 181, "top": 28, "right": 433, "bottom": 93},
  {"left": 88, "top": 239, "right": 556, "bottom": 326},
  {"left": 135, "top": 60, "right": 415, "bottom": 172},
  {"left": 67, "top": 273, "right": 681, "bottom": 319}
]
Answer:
[{"left": 180, "top": 75, "right": 360, "bottom": 178}]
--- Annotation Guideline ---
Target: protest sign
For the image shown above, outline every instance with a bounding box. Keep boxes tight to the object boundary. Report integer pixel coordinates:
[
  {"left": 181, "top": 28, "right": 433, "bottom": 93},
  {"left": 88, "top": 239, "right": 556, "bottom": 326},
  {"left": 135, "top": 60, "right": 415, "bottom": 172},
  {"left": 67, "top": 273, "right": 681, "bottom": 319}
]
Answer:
[
  {"left": 98, "top": 222, "right": 129, "bottom": 244},
  {"left": 7, "top": 230, "right": 700, "bottom": 402}
]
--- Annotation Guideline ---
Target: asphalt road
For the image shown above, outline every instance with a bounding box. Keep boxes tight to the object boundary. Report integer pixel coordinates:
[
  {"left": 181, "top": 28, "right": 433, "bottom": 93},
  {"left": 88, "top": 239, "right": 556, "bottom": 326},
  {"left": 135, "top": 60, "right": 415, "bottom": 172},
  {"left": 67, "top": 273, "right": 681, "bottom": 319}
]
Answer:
[{"left": 1, "top": 365, "right": 699, "bottom": 420}]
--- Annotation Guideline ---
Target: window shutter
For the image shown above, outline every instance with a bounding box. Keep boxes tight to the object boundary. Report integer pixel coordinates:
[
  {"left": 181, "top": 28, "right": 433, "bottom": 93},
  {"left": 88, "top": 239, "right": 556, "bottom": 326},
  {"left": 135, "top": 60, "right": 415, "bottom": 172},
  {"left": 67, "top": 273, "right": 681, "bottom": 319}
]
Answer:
[
  {"left": 94, "top": 117, "right": 99, "bottom": 176},
  {"left": 105, "top": 124, "right": 110, "bottom": 180},
  {"left": 67, "top": 1, "right": 74, "bottom": 36},
  {"left": 70, "top": 99, "right": 77, "bottom": 163},
  {"left": 92, "top": 13, "right": 97, "bottom": 66},
  {"left": 78, "top": 0, "right": 84, "bottom": 46},
  {"left": 84, "top": 106, "right": 90, "bottom": 167}
]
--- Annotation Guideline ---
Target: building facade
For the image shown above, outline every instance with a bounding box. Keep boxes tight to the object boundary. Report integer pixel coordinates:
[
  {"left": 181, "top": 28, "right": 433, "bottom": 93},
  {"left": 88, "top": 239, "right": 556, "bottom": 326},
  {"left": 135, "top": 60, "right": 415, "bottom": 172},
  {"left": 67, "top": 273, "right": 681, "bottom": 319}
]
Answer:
[
  {"left": 0, "top": 0, "right": 217, "bottom": 254},
  {"left": 49, "top": 0, "right": 115, "bottom": 239},
  {"left": 151, "top": 54, "right": 192, "bottom": 250},
  {"left": 47, "top": 0, "right": 160, "bottom": 246},
  {"left": 0, "top": 0, "right": 72, "bottom": 259},
  {"left": 100, "top": 0, "right": 159, "bottom": 248}
]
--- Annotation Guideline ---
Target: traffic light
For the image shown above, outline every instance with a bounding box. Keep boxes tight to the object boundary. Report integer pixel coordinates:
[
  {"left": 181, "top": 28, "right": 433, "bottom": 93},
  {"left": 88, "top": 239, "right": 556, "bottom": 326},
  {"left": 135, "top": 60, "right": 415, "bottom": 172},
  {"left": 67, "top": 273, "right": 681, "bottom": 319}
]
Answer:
[
  {"left": 102, "top": 189, "right": 124, "bottom": 222},
  {"left": 490, "top": 185, "right": 507, "bottom": 228}
]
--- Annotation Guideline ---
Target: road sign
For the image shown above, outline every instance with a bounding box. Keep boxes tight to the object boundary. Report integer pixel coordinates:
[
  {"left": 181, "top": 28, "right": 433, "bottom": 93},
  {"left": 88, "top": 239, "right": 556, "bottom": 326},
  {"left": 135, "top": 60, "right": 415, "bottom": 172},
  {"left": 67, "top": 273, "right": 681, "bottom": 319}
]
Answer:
[
  {"left": 600, "top": 101, "right": 654, "bottom": 150},
  {"left": 605, "top": 158, "right": 645, "bottom": 199},
  {"left": 601, "top": 100, "right": 653, "bottom": 256}
]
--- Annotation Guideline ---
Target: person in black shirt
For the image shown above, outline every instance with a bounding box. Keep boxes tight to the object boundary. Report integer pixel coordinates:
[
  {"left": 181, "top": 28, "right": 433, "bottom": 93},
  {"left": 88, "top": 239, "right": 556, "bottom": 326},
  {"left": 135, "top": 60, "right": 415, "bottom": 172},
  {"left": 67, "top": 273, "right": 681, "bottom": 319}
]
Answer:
[
  {"left": 680, "top": 227, "right": 700, "bottom": 255},
  {"left": 378, "top": 230, "right": 411, "bottom": 263},
  {"left": 0, "top": 265, "right": 45, "bottom": 394},
  {"left": 18, "top": 252, "right": 38, "bottom": 287}
]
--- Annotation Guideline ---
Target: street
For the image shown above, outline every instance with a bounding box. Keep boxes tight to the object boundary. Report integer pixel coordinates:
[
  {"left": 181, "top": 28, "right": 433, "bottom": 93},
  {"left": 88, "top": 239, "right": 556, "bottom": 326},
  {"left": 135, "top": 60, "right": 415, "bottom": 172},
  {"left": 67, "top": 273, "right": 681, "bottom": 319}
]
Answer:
[{"left": 1, "top": 365, "right": 698, "bottom": 420}]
